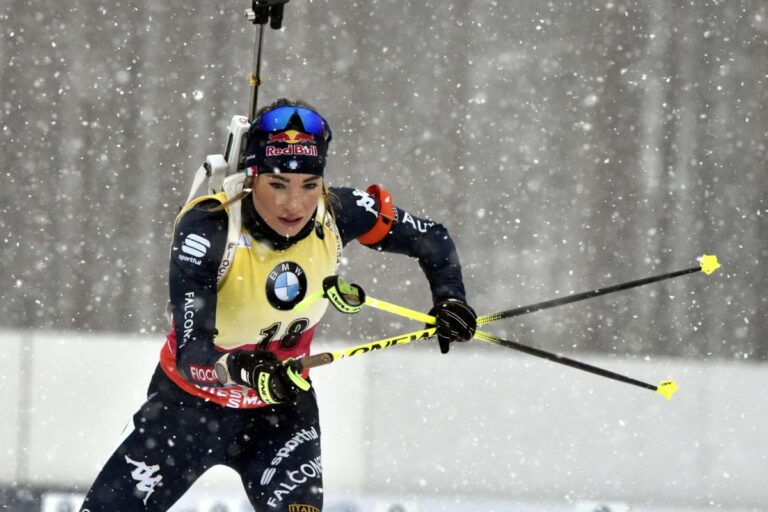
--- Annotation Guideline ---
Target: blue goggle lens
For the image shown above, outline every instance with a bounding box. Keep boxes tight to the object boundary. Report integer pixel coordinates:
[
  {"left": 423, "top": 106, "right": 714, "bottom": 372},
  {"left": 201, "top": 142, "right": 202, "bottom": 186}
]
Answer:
[{"left": 255, "top": 106, "right": 332, "bottom": 142}]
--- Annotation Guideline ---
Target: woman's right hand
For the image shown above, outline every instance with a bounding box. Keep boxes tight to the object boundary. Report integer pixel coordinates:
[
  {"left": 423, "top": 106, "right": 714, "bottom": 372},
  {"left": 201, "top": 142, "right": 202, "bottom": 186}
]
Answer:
[{"left": 223, "top": 350, "right": 310, "bottom": 404}]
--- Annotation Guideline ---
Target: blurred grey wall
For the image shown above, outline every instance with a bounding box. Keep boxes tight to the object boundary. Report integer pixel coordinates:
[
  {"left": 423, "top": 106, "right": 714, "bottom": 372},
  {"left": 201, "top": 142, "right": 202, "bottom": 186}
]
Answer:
[{"left": 1, "top": 1, "right": 766, "bottom": 360}]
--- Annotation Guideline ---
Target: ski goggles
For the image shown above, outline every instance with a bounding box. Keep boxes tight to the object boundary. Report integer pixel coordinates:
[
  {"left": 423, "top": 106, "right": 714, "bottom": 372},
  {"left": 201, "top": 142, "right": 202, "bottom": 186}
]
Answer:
[{"left": 253, "top": 106, "right": 333, "bottom": 143}]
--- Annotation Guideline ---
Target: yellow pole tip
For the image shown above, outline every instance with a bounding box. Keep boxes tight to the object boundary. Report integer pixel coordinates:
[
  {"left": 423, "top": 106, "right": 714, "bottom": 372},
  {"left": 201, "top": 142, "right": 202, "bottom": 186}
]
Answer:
[
  {"left": 656, "top": 379, "right": 678, "bottom": 400},
  {"left": 699, "top": 254, "right": 721, "bottom": 276}
]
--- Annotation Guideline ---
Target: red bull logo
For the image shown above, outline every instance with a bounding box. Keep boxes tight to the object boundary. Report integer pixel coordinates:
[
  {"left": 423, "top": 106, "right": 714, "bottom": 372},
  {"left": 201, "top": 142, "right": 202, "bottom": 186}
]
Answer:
[
  {"left": 266, "top": 130, "right": 318, "bottom": 157},
  {"left": 267, "top": 132, "right": 292, "bottom": 143},
  {"left": 267, "top": 130, "right": 316, "bottom": 144}
]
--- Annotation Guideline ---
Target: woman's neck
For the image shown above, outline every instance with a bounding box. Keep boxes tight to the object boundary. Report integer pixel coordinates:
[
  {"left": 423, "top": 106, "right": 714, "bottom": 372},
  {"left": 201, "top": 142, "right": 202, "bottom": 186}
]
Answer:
[{"left": 241, "top": 197, "right": 316, "bottom": 250}]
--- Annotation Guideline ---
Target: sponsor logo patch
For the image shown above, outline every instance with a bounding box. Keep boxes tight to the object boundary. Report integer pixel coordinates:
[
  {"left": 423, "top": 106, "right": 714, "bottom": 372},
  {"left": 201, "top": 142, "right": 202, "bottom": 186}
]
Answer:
[
  {"left": 288, "top": 505, "right": 320, "bottom": 512},
  {"left": 266, "top": 456, "right": 322, "bottom": 508},
  {"left": 181, "top": 233, "right": 210, "bottom": 257},
  {"left": 352, "top": 189, "right": 378, "bottom": 217},
  {"left": 266, "top": 145, "right": 318, "bottom": 157},
  {"left": 266, "top": 262, "right": 307, "bottom": 311},
  {"left": 189, "top": 364, "right": 219, "bottom": 383},
  {"left": 266, "top": 130, "right": 318, "bottom": 157},
  {"left": 124, "top": 455, "right": 163, "bottom": 506},
  {"left": 260, "top": 427, "right": 319, "bottom": 485}
]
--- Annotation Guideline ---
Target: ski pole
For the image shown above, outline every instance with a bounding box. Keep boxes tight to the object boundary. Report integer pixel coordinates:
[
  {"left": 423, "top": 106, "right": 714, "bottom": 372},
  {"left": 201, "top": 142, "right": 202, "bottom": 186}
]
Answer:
[
  {"left": 360, "top": 296, "right": 678, "bottom": 400},
  {"left": 477, "top": 254, "right": 720, "bottom": 325},
  {"left": 296, "top": 255, "right": 720, "bottom": 326},
  {"left": 290, "top": 254, "right": 718, "bottom": 398},
  {"left": 292, "top": 294, "right": 677, "bottom": 399},
  {"left": 291, "top": 327, "right": 436, "bottom": 372},
  {"left": 474, "top": 330, "right": 677, "bottom": 399}
]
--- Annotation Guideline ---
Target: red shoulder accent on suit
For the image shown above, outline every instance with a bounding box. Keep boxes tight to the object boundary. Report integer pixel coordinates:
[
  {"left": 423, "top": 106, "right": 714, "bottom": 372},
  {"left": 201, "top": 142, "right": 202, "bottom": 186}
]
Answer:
[{"left": 357, "top": 184, "right": 395, "bottom": 246}]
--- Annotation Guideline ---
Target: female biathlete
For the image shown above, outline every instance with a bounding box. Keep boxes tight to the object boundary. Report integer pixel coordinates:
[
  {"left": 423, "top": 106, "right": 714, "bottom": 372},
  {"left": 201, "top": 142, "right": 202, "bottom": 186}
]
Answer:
[{"left": 80, "top": 98, "right": 476, "bottom": 511}]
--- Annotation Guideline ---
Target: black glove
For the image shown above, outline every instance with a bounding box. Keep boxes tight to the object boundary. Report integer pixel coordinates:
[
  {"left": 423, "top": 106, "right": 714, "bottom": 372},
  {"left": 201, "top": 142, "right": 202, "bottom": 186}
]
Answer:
[
  {"left": 223, "top": 350, "right": 310, "bottom": 404},
  {"left": 429, "top": 298, "right": 477, "bottom": 354}
]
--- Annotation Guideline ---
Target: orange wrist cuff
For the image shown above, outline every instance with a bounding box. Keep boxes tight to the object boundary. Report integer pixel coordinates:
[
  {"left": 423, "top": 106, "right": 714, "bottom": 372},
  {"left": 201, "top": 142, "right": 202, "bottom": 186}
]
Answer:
[{"left": 357, "top": 184, "right": 395, "bottom": 246}]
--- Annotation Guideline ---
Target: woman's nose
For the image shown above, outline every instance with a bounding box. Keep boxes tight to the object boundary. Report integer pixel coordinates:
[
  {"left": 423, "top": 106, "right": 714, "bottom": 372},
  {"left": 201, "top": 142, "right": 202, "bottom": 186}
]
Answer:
[{"left": 284, "top": 190, "right": 303, "bottom": 210}]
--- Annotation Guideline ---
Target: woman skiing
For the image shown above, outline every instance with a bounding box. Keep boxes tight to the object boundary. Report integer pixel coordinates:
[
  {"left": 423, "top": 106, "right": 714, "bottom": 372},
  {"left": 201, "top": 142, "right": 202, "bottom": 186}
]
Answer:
[{"left": 80, "top": 98, "right": 476, "bottom": 511}]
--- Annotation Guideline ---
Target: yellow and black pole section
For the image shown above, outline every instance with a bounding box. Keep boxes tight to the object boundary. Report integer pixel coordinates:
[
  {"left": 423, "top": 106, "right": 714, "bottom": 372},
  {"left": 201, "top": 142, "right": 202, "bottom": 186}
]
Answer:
[
  {"left": 291, "top": 327, "right": 437, "bottom": 372},
  {"left": 361, "top": 296, "right": 679, "bottom": 400},
  {"left": 290, "top": 255, "right": 720, "bottom": 399}
]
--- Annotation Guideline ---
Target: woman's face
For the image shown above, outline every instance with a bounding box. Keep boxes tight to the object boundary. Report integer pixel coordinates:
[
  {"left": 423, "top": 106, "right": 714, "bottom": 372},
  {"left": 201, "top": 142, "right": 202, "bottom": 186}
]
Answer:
[{"left": 251, "top": 173, "right": 324, "bottom": 237}]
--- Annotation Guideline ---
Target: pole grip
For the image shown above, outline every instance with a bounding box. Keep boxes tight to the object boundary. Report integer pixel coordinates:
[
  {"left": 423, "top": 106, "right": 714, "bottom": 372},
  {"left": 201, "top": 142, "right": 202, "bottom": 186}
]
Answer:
[{"left": 293, "top": 353, "right": 334, "bottom": 371}]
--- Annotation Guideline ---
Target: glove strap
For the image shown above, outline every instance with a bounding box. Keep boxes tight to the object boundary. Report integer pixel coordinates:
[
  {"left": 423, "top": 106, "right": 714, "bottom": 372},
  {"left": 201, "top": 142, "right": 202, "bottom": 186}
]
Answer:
[
  {"left": 284, "top": 359, "right": 311, "bottom": 391},
  {"left": 256, "top": 372, "right": 281, "bottom": 404},
  {"left": 323, "top": 276, "right": 366, "bottom": 314}
]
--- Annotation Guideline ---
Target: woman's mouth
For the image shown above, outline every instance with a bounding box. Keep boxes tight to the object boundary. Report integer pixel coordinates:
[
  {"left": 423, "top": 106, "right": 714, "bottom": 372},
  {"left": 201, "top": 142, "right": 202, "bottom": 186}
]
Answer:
[{"left": 278, "top": 216, "right": 303, "bottom": 226}]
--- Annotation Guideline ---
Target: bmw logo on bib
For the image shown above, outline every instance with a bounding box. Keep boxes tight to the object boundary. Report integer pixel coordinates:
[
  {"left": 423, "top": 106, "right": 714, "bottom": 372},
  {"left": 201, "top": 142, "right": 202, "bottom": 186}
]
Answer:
[{"left": 266, "top": 262, "right": 308, "bottom": 310}]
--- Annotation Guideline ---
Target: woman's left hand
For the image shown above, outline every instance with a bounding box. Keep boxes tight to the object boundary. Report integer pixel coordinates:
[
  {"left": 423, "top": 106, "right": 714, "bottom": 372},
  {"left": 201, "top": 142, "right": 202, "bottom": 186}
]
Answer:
[{"left": 429, "top": 299, "right": 477, "bottom": 354}]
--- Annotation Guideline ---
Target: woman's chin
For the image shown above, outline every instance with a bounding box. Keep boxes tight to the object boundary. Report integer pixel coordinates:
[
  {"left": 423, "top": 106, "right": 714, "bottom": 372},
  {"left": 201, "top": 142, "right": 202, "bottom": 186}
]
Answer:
[{"left": 274, "top": 221, "right": 304, "bottom": 238}]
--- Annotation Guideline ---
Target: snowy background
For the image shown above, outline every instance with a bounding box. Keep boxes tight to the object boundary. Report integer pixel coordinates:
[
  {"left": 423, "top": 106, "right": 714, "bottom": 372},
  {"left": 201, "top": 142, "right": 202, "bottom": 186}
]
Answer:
[{"left": 1, "top": 1, "right": 767, "bottom": 511}]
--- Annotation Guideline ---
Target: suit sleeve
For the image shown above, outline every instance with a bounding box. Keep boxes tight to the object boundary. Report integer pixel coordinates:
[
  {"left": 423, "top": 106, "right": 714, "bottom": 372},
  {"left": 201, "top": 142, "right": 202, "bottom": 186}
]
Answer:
[
  {"left": 331, "top": 186, "right": 467, "bottom": 303},
  {"left": 168, "top": 200, "right": 229, "bottom": 385}
]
